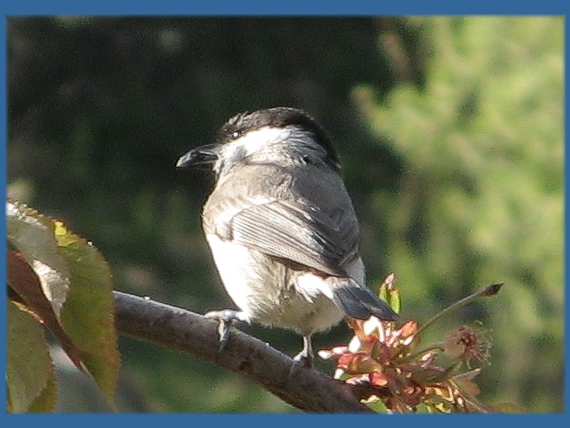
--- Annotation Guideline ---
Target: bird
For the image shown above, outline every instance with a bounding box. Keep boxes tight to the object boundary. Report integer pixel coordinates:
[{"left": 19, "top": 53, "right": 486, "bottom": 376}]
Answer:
[{"left": 176, "top": 107, "right": 398, "bottom": 367}]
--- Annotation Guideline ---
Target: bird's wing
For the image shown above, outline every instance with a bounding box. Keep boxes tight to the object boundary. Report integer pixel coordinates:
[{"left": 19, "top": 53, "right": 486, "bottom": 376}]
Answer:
[
  {"left": 227, "top": 197, "right": 360, "bottom": 276},
  {"left": 202, "top": 163, "right": 362, "bottom": 277}
]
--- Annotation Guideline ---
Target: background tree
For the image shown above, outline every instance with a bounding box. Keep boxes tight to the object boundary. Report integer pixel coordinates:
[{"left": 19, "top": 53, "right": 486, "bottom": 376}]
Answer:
[
  {"left": 352, "top": 16, "right": 563, "bottom": 411},
  {"left": 7, "top": 16, "right": 563, "bottom": 412}
]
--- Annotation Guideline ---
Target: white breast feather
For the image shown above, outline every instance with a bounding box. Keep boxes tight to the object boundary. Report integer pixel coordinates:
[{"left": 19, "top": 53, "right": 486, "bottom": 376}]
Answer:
[{"left": 205, "top": 233, "right": 348, "bottom": 335}]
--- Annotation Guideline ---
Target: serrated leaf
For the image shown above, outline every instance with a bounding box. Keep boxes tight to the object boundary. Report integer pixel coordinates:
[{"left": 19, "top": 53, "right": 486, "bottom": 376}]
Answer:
[
  {"left": 27, "top": 372, "right": 59, "bottom": 413},
  {"left": 55, "top": 221, "right": 120, "bottom": 409},
  {"left": 8, "top": 250, "right": 87, "bottom": 372},
  {"left": 7, "top": 200, "right": 120, "bottom": 410},
  {"left": 7, "top": 199, "right": 70, "bottom": 317},
  {"left": 7, "top": 301, "right": 57, "bottom": 413}
]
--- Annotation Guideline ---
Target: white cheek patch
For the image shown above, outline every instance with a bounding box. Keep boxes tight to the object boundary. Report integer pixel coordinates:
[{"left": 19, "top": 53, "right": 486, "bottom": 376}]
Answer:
[{"left": 222, "top": 127, "right": 292, "bottom": 160}]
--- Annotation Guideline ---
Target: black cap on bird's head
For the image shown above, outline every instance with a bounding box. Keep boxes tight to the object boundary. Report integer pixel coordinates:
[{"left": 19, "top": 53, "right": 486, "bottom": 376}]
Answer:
[{"left": 176, "top": 107, "right": 341, "bottom": 171}]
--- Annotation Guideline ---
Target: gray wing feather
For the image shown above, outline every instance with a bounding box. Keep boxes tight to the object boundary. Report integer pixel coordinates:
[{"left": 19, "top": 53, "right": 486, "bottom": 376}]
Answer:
[
  {"left": 204, "top": 164, "right": 361, "bottom": 277},
  {"left": 231, "top": 199, "right": 358, "bottom": 276}
]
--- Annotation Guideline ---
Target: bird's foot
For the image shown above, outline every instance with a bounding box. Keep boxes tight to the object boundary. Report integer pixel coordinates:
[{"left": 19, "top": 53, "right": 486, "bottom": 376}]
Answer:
[
  {"left": 292, "top": 335, "right": 314, "bottom": 368},
  {"left": 292, "top": 351, "right": 313, "bottom": 368},
  {"left": 205, "top": 309, "right": 248, "bottom": 351}
]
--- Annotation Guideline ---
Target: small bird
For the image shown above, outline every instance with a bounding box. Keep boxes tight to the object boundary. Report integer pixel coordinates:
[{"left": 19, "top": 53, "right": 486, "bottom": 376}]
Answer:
[{"left": 177, "top": 107, "right": 398, "bottom": 367}]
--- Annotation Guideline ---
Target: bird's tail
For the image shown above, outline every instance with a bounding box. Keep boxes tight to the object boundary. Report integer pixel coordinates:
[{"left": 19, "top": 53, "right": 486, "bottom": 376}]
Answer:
[{"left": 328, "top": 277, "right": 399, "bottom": 321}]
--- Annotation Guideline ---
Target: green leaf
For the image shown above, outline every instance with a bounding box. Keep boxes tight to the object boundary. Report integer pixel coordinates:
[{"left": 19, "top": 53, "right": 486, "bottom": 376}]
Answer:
[
  {"left": 7, "top": 199, "right": 70, "bottom": 317},
  {"left": 7, "top": 199, "right": 120, "bottom": 410},
  {"left": 55, "top": 221, "right": 120, "bottom": 410},
  {"left": 27, "top": 372, "right": 59, "bottom": 413},
  {"left": 8, "top": 250, "right": 87, "bottom": 372},
  {"left": 378, "top": 273, "right": 401, "bottom": 314},
  {"left": 7, "top": 301, "right": 57, "bottom": 413}
]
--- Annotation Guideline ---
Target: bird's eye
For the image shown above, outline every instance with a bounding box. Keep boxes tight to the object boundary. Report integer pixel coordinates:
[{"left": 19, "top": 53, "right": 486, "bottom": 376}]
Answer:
[{"left": 232, "top": 131, "right": 242, "bottom": 139}]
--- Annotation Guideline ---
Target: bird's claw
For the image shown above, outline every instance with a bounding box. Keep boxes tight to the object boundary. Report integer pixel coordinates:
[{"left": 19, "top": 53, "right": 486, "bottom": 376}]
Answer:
[
  {"left": 292, "top": 335, "right": 314, "bottom": 368},
  {"left": 293, "top": 351, "right": 313, "bottom": 368},
  {"left": 205, "top": 309, "right": 245, "bottom": 351}
]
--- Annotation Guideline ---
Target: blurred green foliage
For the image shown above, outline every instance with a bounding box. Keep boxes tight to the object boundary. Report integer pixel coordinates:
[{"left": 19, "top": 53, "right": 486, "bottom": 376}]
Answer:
[
  {"left": 353, "top": 16, "right": 563, "bottom": 412},
  {"left": 7, "top": 16, "right": 563, "bottom": 413}
]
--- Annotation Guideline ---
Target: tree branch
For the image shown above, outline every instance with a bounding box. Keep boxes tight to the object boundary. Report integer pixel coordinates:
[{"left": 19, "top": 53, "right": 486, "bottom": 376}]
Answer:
[{"left": 113, "top": 291, "right": 373, "bottom": 413}]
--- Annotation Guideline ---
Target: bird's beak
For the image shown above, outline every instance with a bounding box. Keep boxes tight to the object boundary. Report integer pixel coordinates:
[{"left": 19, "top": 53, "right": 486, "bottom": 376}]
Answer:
[{"left": 176, "top": 143, "right": 220, "bottom": 168}]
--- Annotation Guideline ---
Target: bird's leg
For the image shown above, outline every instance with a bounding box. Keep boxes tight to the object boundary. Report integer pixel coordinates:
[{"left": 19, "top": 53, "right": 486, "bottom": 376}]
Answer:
[
  {"left": 293, "top": 335, "right": 314, "bottom": 368},
  {"left": 205, "top": 309, "right": 249, "bottom": 351}
]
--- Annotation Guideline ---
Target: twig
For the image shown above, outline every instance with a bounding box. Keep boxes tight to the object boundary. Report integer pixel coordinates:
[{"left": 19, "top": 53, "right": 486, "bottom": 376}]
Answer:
[{"left": 113, "top": 291, "right": 373, "bottom": 413}]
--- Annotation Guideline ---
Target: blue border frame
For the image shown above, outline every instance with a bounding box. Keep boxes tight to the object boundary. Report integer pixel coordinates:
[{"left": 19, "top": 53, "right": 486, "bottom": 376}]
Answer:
[{"left": 1, "top": 1, "right": 568, "bottom": 15}]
